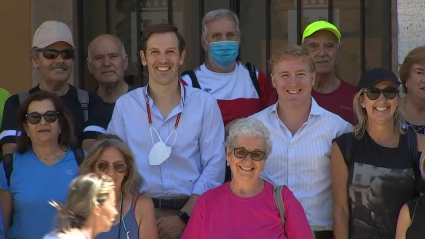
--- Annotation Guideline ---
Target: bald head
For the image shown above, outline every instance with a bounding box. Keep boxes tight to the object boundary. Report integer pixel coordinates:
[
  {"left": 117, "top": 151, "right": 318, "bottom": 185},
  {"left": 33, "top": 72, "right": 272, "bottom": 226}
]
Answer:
[
  {"left": 87, "top": 34, "right": 126, "bottom": 60},
  {"left": 87, "top": 34, "right": 128, "bottom": 85}
]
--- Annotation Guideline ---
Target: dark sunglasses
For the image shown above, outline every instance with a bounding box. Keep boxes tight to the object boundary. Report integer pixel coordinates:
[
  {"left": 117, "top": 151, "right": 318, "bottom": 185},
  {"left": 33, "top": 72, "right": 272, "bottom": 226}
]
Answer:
[
  {"left": 230, "top": 147, "right": 266, "bottom": 161},
  {"left": 363, "top": 87, "right": 399, "bottom": 100},
  {"left": 26, "top": 110, "right": 59, "bottom": 124},
  {"left": 96, "top": 161, "right": 127, "bottom": 174},
  {"left": 36, "top": 49, "right": 75, "bottom": 60}
]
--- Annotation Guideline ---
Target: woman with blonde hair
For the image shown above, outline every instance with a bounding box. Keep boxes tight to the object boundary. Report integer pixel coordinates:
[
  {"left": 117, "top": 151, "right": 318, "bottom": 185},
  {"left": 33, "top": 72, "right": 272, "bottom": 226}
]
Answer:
[
  {"left": 79, "top": 135, "right": 157, "bottom": 239},
  {"left": 44, "top": 173, "right": 118, "bottom": 239},
  {"left": 331, "top": 67, "right": 425, "bottom": 239}
]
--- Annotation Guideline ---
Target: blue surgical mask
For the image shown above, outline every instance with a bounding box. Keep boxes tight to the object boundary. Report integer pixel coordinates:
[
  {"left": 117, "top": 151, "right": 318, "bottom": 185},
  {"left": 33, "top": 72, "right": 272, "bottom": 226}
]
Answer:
[{"left": 209, "top": 41, "right": 239, "bottom": 68}]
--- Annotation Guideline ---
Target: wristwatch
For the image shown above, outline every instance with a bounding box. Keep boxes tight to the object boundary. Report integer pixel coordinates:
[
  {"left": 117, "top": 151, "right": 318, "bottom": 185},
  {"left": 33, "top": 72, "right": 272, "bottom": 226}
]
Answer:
[{"left": 175, "top": 210, "right": 190, "bottom": 224}]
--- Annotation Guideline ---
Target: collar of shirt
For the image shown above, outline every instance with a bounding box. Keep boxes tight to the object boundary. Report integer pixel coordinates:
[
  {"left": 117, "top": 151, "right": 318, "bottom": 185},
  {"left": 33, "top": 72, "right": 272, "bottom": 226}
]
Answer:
[
  {"left": 270, "top": 97, "right": 324, "bottom": 119},
  {"left": 143, "top": 82, "right": 186, "bottom": 107},
  {"left": 143, "top": 82, "right": 186, "bottom": 121}
]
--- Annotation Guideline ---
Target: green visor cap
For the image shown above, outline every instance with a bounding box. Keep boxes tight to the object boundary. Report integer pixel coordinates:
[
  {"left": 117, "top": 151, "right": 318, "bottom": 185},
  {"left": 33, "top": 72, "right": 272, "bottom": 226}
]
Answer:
[{"left": 302, "top": 20, "right": 341, "bottom": 43}]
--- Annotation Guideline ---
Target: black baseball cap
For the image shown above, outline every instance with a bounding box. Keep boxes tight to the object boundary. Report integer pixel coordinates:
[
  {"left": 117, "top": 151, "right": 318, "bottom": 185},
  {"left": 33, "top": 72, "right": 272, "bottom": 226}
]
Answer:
[{"left": 357, "top": 67, "right": 400, "bottom": 90}]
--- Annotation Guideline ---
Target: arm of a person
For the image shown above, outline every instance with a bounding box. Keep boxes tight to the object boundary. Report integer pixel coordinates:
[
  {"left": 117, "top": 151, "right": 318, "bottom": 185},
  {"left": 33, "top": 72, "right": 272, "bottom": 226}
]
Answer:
[
  {"left": 180, "top": 196, "right": 204, "bottom": 239},
  {"left": 331, "top": 141, "right": 350, "bottom": 239},
  {"left": 192, "top": 97, "right": 225, "bottom": 196},
  {"left": 135, "top": 195, "right": 157, "bottom": 239},
  {"left": 0, "top": 161, "right": 12, "bottom": 235},
  {"left": 282, "top": 187, "right": 314, "bottom": 239},
  {"left": 395, "top": 204, "right": 411, "bottom": 239},
  {"left": 82, "top": 93, "right": 108, "bottom": 148},
  {"left": 1, "top": 96, "right": 20, "bottom": 155},
  {"left": 257, "top": 70, "right": 272, "bottom": 109}
]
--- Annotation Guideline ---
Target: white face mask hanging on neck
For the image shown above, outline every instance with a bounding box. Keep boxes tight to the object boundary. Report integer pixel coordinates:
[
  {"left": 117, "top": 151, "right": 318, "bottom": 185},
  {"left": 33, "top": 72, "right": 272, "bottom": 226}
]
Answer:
[{"left": 148, "top": 127, "right": 178, "bottom": 165}]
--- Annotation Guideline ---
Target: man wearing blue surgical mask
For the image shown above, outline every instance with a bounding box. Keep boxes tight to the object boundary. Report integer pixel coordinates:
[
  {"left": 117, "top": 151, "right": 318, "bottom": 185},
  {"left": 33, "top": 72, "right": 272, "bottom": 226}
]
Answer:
[{"left": 181, "top": 9, "right": 272, "bottom": 181}]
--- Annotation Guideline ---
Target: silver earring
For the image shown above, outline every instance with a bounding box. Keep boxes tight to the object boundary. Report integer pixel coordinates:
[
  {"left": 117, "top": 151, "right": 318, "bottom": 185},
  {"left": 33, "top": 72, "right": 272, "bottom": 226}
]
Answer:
[
  {"left": 362, "top": 105, "right": 365, "bottom": 108},
  {"left": 226, "top": 162, "right": 229, "bottom": 166}
]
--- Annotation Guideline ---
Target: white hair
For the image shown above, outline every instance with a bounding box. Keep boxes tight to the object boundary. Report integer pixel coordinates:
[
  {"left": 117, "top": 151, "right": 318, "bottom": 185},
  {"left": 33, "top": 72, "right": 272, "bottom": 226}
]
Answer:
[
  {"left": 87, "top": 35, "right": 126, "bottom": 60},
  {"left": 226, "top": 118, "right": 272, "bottom": 155},
  {"left": 202, "top": 9, "right": 240, "bottom": 38},
  {"left": 29, "top": 47, "right": 40, "bottom": 59}
]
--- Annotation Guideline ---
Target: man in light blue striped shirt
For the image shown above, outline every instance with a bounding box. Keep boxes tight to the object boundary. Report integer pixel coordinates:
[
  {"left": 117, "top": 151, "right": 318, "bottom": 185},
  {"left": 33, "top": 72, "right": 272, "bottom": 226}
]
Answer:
[
  {"left": 107, "top": 23, "right": 225, "bottom": 238},
  {"left": 251, "top": 45, "right": 353, "bottom": 239}
]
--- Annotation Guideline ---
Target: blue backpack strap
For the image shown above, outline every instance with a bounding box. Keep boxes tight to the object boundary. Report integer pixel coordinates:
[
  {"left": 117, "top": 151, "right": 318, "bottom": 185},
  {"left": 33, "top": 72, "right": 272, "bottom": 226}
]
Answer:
[
  {"left": 3, "top": 154, "right": 13, "bottom": 186},
  {"left": 181, "top": 70, "right": 201, "bottom": 89},
  {"left": 245, "top": 62, "right": 260, "bottom": 97},
  {"left": 73, "top": 148, "right": 85, "bottom": 166}
]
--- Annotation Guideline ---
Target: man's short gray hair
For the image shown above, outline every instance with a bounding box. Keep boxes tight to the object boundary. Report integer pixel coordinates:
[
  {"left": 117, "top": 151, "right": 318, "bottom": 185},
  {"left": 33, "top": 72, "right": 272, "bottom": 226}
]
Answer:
[
  {"left": 202, "top": 9, "right": 240, "bottom": 38},
  {"left": 87, "top": 35, "right": 127, "bottom": 60},
  {"left": 226, "top": 118, "right": 272, "bottom": 155},
  {"left": 29, "top": 47, "right": 40, "bottom": 59}
]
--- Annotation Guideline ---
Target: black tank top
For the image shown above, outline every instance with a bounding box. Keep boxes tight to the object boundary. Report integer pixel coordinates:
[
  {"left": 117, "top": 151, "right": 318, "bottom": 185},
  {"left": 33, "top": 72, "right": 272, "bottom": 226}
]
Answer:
[
  {"left": 406, "top": 196, "right": 425, "bottom": 239},
  {"left": 334, "top": 131, "right": 417, "bottom": 239}
]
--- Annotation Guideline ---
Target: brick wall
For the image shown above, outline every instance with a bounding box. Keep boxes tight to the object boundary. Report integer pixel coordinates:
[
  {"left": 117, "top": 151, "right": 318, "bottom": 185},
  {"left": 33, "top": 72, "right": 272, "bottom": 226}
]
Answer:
[{"left": 397, "top": 0, "right": 425, "bottom": 66}]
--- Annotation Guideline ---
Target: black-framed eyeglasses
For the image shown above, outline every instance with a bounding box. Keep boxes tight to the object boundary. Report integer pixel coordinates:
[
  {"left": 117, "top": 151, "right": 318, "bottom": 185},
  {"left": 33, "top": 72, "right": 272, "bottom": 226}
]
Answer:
[
  {"left": 230, "top": 147, "right": 266, "bottom": 161},
  {"left": 96, "top": 161, "right": 127, "bottom": 174},
  {"left": 36, "top": 49, "right": 75, "bottom": 60},
  {"left": 26, "top": 110, "right": 59, "bottom": 124},
  {"left": 363, "top": 87, "right": 399, "bottom": 100}
]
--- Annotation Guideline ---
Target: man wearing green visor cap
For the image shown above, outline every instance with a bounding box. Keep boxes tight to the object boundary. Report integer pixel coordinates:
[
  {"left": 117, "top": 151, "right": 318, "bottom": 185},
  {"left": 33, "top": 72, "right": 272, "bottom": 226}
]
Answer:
[
  {"left": 268, "top": 20, "right": 357, "bottom": 125},
  {"left": 303, "top": 20, "right": 357, "bottom": 124}
]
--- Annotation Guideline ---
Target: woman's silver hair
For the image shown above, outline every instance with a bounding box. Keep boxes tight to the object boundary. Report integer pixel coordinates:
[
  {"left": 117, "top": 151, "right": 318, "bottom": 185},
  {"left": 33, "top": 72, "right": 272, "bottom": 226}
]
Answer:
[
  {"left": 202, "top": 9, "right": 240, "bottom": 39},
  {"left": 226, "top": 118, "right": 272, "bottom": 155},
  {"left": 353, "top": 89, "right": 406, "bottom": 139}
]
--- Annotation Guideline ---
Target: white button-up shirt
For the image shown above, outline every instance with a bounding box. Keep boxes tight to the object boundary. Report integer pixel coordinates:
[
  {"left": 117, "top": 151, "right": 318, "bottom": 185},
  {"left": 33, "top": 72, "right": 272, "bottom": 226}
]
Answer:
[
  {"left": 107, "top": 84, "right": 225, "bottom": 197},
  {"left": 250, "top": 98, "right": 353, "bottom": 230}
]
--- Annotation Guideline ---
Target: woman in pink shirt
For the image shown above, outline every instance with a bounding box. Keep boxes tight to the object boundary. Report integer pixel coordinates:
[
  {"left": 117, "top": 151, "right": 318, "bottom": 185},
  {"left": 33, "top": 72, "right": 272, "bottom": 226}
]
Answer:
[{"left": 181, "top": 118, "right": 313, "bottom": 239}]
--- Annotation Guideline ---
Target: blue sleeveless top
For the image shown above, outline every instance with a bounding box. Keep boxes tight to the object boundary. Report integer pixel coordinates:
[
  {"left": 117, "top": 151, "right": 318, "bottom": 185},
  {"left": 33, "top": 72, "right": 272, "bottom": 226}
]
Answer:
[{"left": 96, "top": 197, "right": 139, "bottom": 239}]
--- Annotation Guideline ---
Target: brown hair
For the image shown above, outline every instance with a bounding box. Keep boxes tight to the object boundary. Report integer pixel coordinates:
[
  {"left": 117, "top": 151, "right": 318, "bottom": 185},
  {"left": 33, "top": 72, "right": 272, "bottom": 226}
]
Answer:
[
  {"left": 79, "top": 135, "right": 141, "bottom": 197},
  {"left": 16, "top": 91, "right": 78, "bottom": 153},
  {"left": 399, "top": 46, "right": 425, "bottom": 93},
  {"left": 141, "top": 23, "right": 185, "bottom": 54},
  {"left": 269, "top": 45, "right": 315, "bottom": 73}
]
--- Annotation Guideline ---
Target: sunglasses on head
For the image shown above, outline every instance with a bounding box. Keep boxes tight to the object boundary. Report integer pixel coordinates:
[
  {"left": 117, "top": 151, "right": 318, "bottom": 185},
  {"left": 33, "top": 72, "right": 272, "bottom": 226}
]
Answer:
[
  {"left": 96, "top": 161, "right": 127, "bottom": 174},
  {"left": 26, "top": 110, "right": 59, "bottom": 124},
  {"left": 36, "top": 49, "right": 75, "bottom": 60},
  {"left": 230, "top": 147, "right": 266, "bottom": 161},
  {"left": 363, "top": 87, "right": 399, "bottom": 100}
]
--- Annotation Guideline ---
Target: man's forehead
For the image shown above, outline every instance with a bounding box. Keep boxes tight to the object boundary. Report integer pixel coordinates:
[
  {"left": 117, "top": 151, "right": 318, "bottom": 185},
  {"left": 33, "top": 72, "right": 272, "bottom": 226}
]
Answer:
[
  {"left": 305, "top": 30, "right": 339, "bottom": 43},
  {"left": 206, "top": 16, "right": 237, "bottom": 32},
  {"left": 146, "top": 33, "right": 179, "bottom": 49}
]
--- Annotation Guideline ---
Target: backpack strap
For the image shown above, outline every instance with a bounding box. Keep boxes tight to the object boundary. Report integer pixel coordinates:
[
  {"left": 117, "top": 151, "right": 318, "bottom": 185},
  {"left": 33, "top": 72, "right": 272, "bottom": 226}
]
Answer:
[
  {"left": 407, "top": 129, "right": 418, "bottom": 167},
  {"left": 73, "top": 148, "right": 85, "bottom": 166},
  {"left": 3, "top": 154, "right": 13, "bottom": 186},
  {"left": 18, "top": 91, "right": 30, "bottom": 104},
  {"left": 273, "top": 185, "right": 287, "bottom": 235},
  {"left": 344, "top": 133, "right": 355, "bottom": 166},
  {"left": 245, "top": 62, "right": 261, "bottom": 97},
  {"left": 77, "top": 89, "right": 89, "bottom": 122},
  {"left": 181, "top": 70, "right": 201, "bottom": 89}
]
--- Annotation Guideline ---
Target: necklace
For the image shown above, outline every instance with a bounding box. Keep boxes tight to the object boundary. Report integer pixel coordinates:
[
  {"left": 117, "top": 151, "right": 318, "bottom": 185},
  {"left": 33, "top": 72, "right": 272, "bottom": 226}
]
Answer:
[
  {"left": 407, "top": 123, "right": 425, "bottom": 133},
  {"left": 34, "top": 151, "right": 61, "bottom": 161}
]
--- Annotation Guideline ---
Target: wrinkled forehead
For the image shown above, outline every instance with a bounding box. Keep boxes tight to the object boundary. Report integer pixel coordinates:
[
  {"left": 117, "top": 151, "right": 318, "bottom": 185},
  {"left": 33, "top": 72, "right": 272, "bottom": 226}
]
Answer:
[{"left": 206, "top": 16, "right": 238, "bottom": 34}]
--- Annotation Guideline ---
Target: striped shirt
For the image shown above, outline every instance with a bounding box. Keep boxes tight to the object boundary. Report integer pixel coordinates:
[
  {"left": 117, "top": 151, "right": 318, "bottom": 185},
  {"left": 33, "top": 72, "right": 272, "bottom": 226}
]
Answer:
[{"left": 250, "top": 98, "right": 353, "bottom": 230}]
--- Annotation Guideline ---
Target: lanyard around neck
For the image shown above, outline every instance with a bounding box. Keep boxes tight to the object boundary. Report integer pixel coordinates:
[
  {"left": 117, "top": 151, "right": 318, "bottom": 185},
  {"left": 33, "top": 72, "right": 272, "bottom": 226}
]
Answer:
[{"left": 145, "top": 84, "right": 186, "bottom": 129}]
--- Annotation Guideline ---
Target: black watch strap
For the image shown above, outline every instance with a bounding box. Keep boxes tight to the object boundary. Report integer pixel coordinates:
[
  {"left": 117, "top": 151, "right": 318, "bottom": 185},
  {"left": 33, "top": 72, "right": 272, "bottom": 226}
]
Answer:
[{"left": 176, "top": 210, "right": 190, "bottom": 224}]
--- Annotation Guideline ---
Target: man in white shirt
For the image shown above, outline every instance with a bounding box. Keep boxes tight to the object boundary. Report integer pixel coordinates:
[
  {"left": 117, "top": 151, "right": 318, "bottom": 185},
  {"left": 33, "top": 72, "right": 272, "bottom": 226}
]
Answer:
[
  {"left": 107, "top": 23, "right": 225, "bottom": 239},
  {"left": 250, "top": 45, "right": 353, "bottom": 239}
]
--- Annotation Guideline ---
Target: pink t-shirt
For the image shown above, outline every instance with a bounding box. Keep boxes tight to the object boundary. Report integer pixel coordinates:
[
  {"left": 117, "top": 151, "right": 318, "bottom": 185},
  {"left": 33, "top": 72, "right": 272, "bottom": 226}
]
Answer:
[{"left": 181, "top": 181, "right": 313, "bottom": 239}]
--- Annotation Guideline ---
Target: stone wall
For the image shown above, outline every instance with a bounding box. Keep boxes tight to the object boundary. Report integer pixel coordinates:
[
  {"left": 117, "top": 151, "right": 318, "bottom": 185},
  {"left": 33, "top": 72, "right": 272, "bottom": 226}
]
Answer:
[{"left": 397, "top": 0, "right": 425, "bottom": 66}]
